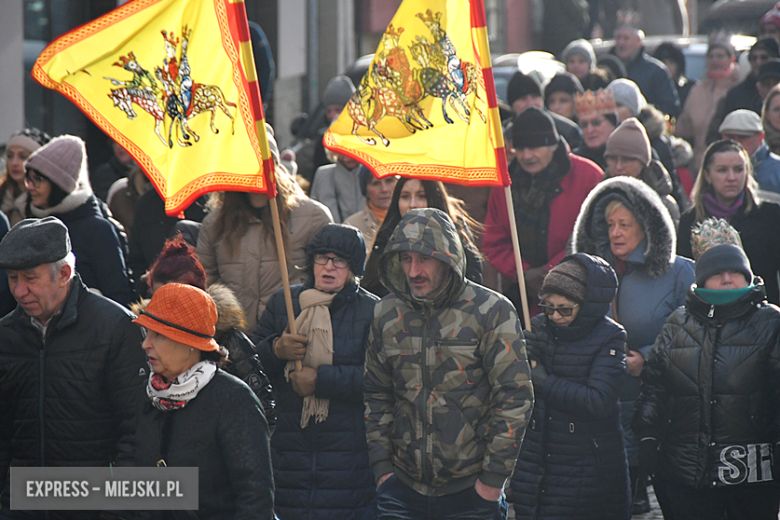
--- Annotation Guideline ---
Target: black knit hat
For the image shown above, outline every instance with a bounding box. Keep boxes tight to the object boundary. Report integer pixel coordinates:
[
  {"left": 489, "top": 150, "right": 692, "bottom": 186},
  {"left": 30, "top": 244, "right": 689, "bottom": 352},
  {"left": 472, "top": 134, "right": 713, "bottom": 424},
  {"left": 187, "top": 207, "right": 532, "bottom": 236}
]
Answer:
[
  {"left": 0, "top": 217, "right": 71, "bottom": 270},
  {"left": 544, "top": 72, "right": 585, "bottom": 100},
  {"left": 512, "top": 107, "right": 560, "bottom": 149},
  {"left": 695, "top": 244, "right": 753, "bottom": 287},
  {"left": 540, "top": 258, "right": 588, "bottom": 303},
  {"left": 307, "top": 223, "right": 367, "bottom": 276},
  {"left": 752, "top": 36, "right": 780, "bottom": 59},
  {"left": 507, "top": 71, "right": 542, "bottom": 105}
]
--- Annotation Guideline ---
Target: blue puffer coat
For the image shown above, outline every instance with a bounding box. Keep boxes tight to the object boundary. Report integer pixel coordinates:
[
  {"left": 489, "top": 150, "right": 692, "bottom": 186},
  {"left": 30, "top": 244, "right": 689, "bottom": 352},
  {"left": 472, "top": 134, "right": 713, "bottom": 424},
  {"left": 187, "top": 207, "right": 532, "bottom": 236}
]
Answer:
[
  {"left": 572, "top": 177, "right": 694, "bottom": 465},
  {"left": 254, "top": 224, "right": 378, "bottom": 520},
  {"left": 511, "top": 253, "right": 631, "bottom": 520}
]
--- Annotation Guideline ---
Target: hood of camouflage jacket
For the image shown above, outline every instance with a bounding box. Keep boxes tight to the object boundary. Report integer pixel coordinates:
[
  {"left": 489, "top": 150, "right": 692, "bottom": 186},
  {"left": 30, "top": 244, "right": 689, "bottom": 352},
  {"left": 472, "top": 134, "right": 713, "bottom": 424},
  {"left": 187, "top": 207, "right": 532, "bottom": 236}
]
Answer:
[{"left": 379, "top": 208, "right": 466, "bottom": 308}]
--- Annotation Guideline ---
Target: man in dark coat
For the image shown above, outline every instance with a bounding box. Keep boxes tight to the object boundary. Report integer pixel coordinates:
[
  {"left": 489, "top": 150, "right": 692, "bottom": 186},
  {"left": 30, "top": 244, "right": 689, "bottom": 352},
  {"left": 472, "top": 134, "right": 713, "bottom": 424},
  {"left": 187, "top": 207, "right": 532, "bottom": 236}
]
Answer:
[
  {"left": 611, "top": 25, "right": 680, "bottom": 118},
  {"left": 484, "top": 107, "right": 602, "bottom": 319},
  {"left": 0, "top": 217, "right": 146, "bottom": 520}
]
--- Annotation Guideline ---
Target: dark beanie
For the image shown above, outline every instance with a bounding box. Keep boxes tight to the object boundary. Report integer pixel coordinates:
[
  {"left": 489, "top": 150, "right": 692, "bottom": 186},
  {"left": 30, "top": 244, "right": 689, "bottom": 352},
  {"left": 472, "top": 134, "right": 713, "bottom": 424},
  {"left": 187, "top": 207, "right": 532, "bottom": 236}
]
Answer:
[
  {"left": 507, "top": 71, "right": 542, "bottom": 105},
  {"left": 544, "top": 73, "right": 585, "bottom": 100},
  {"left": 752, "top": 36, "right": 780, "bottom": 59},
  {"left": 541, "top": 258, "right": 588, "bottom": 303},
  {"left": 695, "top": 244, "right": 753, "bottom": 287},
  {"left": 512, "top": 107, "right": 559, "bottom": 149},
  {"left": 307, "top": 223, "right": 366, "bottom": 276}
]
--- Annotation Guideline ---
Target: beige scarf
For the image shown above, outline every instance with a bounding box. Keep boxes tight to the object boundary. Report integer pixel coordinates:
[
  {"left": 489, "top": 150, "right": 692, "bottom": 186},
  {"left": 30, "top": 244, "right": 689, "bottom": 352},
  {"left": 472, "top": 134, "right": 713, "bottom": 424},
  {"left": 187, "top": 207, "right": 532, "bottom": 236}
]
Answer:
[{"left": 285, "top": 289, "right": 337, "bottom": 428}]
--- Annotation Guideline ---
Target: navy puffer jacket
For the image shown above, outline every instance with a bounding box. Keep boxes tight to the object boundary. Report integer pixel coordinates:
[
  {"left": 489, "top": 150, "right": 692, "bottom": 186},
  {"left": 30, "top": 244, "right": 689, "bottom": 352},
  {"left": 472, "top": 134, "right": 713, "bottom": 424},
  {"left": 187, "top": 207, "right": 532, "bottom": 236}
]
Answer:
[
  {"left": 511, "top": 253, "right": 631, "bottom": 520},
  {"left": 254, "top": 224, "right": 378, "bottom": 520}
]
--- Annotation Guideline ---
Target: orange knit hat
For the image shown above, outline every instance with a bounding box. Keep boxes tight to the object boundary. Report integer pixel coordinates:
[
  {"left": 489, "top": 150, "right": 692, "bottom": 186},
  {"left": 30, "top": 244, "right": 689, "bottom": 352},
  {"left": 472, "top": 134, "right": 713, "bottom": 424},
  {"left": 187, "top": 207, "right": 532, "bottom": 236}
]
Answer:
[{"left": 133, "top": 283, "right": 219, "bottom": 351}]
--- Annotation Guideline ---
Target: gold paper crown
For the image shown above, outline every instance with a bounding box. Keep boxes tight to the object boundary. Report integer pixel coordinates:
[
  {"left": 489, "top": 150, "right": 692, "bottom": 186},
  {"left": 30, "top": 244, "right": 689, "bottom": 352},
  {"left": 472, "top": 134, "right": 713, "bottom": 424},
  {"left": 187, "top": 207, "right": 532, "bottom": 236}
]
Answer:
[
  {"left": 575, "top": 89, "right": 617, "bottom": 120},
  {"left": 690, "top": 217, "right": 743, "bottom": 261}
]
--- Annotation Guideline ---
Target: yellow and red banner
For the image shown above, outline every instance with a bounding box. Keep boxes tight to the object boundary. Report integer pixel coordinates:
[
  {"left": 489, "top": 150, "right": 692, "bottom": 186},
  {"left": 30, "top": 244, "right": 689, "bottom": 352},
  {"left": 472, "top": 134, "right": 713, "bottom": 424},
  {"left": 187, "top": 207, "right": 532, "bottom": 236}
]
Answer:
[
  {"left": 324, "top": 0, "right": 509, "bottom": 187},
  {"left": 32, "top": 0, "right": 276, "bottom": 216}
]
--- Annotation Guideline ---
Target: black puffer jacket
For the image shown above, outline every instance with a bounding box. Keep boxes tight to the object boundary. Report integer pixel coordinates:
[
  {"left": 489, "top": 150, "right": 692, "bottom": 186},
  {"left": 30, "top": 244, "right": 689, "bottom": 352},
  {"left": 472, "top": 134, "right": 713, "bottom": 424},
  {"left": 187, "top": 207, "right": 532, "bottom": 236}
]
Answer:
[
  {"left": 634, "top": 281, "right": 780, "bottom": 488},
  {"left": 511, "top": 254, "right": 630, "bottom": 520},
  {"left": 0, "top": 276, "right": 146, "bottom": 519},
  {"left": 253, "top": 225, "right": 378, "bottom": 520},
  {"left": 134, "top": 370, "right": 274, "bottom": 520}
]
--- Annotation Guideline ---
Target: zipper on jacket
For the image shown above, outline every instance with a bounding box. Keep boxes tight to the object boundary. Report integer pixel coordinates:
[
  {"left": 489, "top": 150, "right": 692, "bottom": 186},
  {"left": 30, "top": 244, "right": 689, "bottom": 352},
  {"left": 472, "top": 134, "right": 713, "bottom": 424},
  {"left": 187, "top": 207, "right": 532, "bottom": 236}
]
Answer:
[
  {"left": 708, "top": 305, "right": 715, "bottom": 318},
  {"left": 420, "top": 309, "right": 432, "bottom": 485},
  {"left": 39, "top": 340, "right": 46, "bottom": 467}
]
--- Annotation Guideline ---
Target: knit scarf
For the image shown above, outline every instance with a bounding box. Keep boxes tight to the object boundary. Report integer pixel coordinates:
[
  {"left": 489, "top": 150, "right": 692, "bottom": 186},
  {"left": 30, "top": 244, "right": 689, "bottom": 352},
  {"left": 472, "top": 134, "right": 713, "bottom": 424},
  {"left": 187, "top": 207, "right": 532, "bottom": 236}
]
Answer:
[
  {"left": 765, "top": 120, "right": 780, "bottom": 155},
  {"left": 368, "top": 201, "right": 388, "bottom": 223},
  {"left": 702, "top": 192, "right": 743, "bottom": 222},
  {"left": 146, "top": 360, "right": 217, "bottom": 411},
  {"left": 511, "top": 159, "right": 566, "bottom": 267},
  {"left": 707, "top": 61, "right": 736, "bottom": 80},
  {"left": 285, "top": 289, "right": 336, "bottom": 428}
]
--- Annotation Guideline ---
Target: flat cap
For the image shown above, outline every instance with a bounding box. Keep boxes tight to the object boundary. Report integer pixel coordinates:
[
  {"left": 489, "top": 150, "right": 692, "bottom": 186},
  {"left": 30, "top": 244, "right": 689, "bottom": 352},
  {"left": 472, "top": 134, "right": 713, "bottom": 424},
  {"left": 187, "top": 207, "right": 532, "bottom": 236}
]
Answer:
[
  {"left": 719, "top": 110, "right": 763, "bottom": 136},
  {"left": 0, "top": 217, "right": 72, "bottom": 270}
]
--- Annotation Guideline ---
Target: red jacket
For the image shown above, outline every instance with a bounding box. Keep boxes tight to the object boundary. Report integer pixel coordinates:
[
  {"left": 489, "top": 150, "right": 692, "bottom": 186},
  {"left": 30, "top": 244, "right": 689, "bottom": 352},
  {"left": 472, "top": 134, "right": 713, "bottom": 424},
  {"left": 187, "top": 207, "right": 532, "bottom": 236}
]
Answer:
[{"left": 484, "top": 152, "right": 602, "bottom": 310}]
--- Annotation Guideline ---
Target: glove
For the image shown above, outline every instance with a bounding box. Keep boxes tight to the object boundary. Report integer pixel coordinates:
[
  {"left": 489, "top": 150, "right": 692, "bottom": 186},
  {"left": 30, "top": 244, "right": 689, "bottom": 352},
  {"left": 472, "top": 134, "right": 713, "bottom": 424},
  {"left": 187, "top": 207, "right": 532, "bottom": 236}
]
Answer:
[
  {"left": 638, "top": 437, "right": 659, "bottom": 476},
  {"left": 523, "top": 328, "right": 541, "bottom": 362},
  {"left": 531, "top": 363, "right": 548, "bottom": 394},
  {"left": 273, "top": 333, "right": 308, "bottom": 360}
]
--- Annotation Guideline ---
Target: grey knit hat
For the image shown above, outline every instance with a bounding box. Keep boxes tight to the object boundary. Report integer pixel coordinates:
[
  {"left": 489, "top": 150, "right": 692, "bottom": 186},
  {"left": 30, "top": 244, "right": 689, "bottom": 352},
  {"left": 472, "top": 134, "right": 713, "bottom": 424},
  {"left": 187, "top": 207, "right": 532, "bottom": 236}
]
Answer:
[
  {"left": 607, "top": 79, "right": 647, "bottom": 117},
  {"left": 540, "top": 258, "right": 588, "bottom": 303},
  {"left": 0, "top": 217, "right": 72, "bottom": 270},
  {"left": 322, "top": 75, "right": 356, "bottom": 107},
  {"left": 695, "top": 244, "right": 753, "bottom": 287},
  {"left": 562, "top": 39, "right": 596, "bottom": 68},
  {"left": 24, "top": 135, "right": 86, "bottom": 194}
]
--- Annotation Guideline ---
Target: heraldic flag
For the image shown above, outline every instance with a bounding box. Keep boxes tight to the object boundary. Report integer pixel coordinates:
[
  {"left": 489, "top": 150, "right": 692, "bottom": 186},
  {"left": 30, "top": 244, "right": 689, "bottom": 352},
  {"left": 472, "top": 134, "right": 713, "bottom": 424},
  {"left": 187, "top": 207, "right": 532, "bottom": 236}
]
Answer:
[
  {"left": 32, "top": 0, "right": 276, "bottom": 216},
  {"left": 324, "top": 0, "right": 509, "bottom": 187}
]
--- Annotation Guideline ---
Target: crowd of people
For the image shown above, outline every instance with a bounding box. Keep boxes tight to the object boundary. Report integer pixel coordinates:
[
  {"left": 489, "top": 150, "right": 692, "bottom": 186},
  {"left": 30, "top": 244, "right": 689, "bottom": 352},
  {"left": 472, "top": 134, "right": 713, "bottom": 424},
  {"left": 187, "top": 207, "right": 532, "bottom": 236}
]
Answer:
[{"left": 6, "top": 5, "right": 780, "bottom": 520}]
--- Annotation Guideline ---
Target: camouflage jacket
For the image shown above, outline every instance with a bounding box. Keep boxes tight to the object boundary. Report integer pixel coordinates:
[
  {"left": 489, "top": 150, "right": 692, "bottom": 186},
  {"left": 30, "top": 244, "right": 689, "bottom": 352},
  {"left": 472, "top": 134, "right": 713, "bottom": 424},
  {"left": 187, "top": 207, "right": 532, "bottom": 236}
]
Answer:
[{"left": 364, "top": 208, "right": 534, "bottom": 497}]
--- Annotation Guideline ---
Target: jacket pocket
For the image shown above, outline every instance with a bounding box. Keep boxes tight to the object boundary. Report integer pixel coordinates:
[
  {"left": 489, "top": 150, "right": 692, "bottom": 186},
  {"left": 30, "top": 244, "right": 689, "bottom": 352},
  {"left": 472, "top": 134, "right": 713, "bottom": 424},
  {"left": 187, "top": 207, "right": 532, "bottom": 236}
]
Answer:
[{"left": 432, "top": 338, "right": 483, "bottom": 392}]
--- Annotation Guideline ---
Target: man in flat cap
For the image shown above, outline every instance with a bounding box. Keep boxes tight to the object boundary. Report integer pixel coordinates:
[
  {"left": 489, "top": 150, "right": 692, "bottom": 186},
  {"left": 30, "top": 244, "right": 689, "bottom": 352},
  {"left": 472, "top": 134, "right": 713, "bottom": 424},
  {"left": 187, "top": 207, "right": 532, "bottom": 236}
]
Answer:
[
  {"left": 719, "top": 109, "right": 780, "bottom": 195},
  {"left": 0, "top": 217, "right": 146, "bottom": 519}
]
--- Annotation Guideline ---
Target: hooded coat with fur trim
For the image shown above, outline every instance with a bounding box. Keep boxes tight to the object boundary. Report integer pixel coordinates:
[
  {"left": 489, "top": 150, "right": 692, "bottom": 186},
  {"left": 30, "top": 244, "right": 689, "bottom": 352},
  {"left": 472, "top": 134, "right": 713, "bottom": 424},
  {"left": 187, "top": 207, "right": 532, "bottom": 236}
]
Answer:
[
  {"left": 572, "top": 176, "right": 694, "bottom": 464},
  {"left": 253, "top": 224, "right": 378, "bottom": 520},
  {"left": 511, "top": 253, "right": 631, "bottom": 520}
]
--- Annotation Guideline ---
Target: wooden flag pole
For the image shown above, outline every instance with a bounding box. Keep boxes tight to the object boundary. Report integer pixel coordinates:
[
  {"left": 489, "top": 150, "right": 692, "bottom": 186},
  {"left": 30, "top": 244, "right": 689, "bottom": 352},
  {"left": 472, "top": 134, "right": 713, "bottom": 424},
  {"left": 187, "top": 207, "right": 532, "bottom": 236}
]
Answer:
[
  {"left": 269, "top": 196, "right": 303, "bottom": 372},
  {"left": 503, "top": 186, "right": 532, "bottom": 329}
]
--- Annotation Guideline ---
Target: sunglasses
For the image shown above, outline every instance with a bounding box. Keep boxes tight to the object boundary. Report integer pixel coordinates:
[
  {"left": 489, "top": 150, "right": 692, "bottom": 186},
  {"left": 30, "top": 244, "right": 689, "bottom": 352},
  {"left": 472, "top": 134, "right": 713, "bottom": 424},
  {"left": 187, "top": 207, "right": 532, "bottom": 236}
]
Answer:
[
  {"left": 580, "top": 117, "right": 605, "bottom": 129},
  {"left": 24, "top": 169, "right": 47, "bottom": 188},
  {"left": 538, "top": 302, "right": 580, "bottom": 317},
  {"left": 313, "top": 254, "right": 349, "bottom": 269}
]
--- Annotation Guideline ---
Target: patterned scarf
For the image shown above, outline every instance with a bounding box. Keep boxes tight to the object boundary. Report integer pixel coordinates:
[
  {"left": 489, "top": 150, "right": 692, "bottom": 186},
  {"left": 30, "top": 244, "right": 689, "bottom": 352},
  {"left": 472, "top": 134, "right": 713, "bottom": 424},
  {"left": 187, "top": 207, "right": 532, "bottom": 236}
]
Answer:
[
  {"left": 146, "top": 360, "right": 217, "bottom": 411},
  {"left": 511, "top": 159, "right": 566, "bottom": 267},
  {"left": 284, "top": 289, "right": 336, "bottom": 428}
]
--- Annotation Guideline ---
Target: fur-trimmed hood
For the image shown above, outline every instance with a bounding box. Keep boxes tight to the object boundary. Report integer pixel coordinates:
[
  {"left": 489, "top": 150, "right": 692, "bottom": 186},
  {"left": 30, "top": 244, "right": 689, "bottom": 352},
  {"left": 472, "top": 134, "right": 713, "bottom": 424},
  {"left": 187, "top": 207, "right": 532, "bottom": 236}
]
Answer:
[
  {"left": 638, "top": 105, "right": 667, "bottom": 141},
  {"left": 131, "top": 283, "right": 247, "bottom": 335},
  {"left": 572, "top": 176, "right": 677, "bottom": 278}
]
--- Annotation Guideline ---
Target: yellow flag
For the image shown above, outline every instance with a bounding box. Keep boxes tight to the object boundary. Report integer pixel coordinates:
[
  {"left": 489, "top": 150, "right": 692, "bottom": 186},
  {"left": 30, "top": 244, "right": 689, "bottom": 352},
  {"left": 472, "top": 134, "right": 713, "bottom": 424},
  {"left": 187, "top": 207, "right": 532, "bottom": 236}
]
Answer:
[
  {"left": 32, "top": 0, "right": 276, "bottom": 215},
  {"left": 324, "top": 0, "right": 509, "bottom": 187}
]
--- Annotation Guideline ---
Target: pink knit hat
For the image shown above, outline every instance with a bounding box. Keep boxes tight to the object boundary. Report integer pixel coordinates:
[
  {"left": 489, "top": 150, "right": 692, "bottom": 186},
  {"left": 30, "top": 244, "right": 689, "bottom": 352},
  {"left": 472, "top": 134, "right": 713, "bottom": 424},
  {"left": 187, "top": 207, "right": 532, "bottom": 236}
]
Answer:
[
  {"left": 605, "top": 118, "right": 651, "bottom": 167},
  {"left": 24, "top": 135, "right": 87, "bottom": 194}
]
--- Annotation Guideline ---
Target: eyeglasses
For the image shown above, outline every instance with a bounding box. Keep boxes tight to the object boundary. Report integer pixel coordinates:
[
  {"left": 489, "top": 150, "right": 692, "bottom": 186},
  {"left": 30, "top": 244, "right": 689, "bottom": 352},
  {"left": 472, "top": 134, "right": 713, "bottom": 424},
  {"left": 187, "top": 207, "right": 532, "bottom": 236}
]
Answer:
[
  {"left": 313, "top": 254, "right": 349, "bottom": 269},
  {"left": 538, "top": 302, "right": 580, "bottom": 317},
  {"left": 24, "top": 169, "right": 46, "bottom": 188},
  {"left": 580, "top": 117, "right": 605, "bottom": 129}
]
